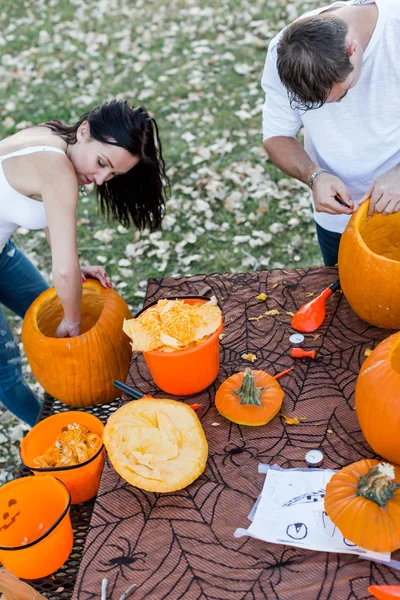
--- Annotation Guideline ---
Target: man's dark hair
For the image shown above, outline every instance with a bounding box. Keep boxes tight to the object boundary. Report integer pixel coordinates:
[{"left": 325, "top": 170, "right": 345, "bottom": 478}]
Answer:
[{"left": 276, "top": 15, "right": 354, "bottom": 111}]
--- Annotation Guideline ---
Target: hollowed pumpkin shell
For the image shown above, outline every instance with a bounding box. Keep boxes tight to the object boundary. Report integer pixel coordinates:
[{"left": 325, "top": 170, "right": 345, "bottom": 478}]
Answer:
[
  {"left": 338, "top": 201, "right": 400, "bottom": 328},
  {"left": 104, "top": 398, "right": 208, "bottom": 493},
  {"left": 355, "top": 331, "right": 400, "bottom": 464},
  {"left": 22, "top": 280, "right": 132, "bottom": 407}
]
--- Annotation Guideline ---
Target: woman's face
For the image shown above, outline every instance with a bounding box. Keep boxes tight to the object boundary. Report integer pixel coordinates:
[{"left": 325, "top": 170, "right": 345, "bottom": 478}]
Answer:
[{"left": 70, "top": 121, "right": 139, "bottom": 186}]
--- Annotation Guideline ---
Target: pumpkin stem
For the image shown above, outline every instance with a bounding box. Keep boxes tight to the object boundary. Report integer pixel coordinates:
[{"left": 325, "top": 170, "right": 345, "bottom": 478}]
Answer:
[
  {"left": 357, "top": 462, "right": 399, "bottom": 507},
  {"left": 233, "top": 368, "right": 265, "bottom": 407}
]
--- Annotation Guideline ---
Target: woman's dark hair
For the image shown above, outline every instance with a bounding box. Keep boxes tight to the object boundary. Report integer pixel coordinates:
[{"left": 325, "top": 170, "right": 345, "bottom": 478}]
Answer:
[
  {"left": 43, "top": 101, "right": 169, "bottom": 231},
  {"left": 277, "top": 15, "right": 354, "bottom": 111}
]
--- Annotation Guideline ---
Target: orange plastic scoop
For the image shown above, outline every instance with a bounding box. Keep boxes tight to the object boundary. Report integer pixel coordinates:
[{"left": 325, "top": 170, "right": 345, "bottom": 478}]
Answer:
[
  {"left": 369, "top": 586, "right": 400, "bottom": 599},
  {"left": 291, "top": 279, "right": 340, "bottom": 332}
]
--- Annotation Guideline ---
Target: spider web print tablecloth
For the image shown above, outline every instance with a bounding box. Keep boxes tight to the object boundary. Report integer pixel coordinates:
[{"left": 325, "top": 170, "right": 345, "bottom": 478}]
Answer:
[{"left": 73, "top": 267, "right": 400, "bottom": 600}]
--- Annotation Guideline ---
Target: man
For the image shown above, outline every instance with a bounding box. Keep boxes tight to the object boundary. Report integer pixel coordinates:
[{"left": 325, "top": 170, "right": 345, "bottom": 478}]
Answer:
[{"left": 261, "top": 0, "right": 400, "bottom": 265}]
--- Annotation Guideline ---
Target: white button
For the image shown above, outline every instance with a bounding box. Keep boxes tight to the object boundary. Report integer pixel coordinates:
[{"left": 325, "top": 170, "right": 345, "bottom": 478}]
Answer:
[
  {"left": 305, "top": 449, "right": 324, "bottom": 467},
  {"left": 289, "top": 333, "right": 305, "bottom": 344}
]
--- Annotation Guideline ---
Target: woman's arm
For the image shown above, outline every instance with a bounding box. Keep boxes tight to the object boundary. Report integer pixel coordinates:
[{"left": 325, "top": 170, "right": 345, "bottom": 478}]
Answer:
[{"left": 36, "top": 153, "right": 82, "bottom": 336}]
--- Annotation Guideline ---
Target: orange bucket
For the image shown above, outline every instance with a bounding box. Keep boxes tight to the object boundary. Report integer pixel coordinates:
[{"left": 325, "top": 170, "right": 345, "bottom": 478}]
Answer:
[
  {"left": 139, "top": 296, "right": 224, "bottom": 395},
  {"left": 0, "top": 475, "right": 73, "bottom": 579},
  {"left": 20, "top": 411, "right": 105, "bottom": 504}
]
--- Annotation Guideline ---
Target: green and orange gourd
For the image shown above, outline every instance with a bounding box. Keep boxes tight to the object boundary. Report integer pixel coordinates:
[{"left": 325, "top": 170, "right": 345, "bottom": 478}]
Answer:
[
  {"left": 324, "top": 459, "right": 400, "bottom": 553},
  {"left": 215, "top": 368, "right": 284, "bottom": 426}
]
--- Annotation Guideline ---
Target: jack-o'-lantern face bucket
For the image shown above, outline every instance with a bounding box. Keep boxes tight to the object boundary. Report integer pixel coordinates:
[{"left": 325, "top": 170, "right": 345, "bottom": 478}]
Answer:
[
  {"left": 20, "top": 412, "right": 105, "bottom": 504},
  {"left": 136, "top": 297, "right": 224, "bottom": 396},
  {"left": 0, "top": 475, "right": 73, "bottom": 579}
]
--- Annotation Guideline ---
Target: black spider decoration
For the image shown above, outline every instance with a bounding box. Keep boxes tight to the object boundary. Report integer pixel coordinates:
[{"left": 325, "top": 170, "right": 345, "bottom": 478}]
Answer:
[
  {"left": 99, "top": 536, "right": 147, "bottom": 580},
  {"left": 222, "top": 439, "right": 257, "bottom": 466}
]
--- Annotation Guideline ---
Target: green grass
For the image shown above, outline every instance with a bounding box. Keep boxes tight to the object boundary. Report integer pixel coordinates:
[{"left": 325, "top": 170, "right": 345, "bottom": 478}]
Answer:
[{"left": 0, "top": 0, "right": 323, "bottom": 317}]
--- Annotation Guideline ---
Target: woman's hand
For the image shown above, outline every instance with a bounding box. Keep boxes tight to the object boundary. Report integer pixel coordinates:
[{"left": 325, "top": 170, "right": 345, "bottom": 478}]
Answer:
[
  {"left": 55, "top": 318, "right": 81, "bottom": 338},
  {"left": 81, "top": 266, "right": 112, "bottom": 288}
]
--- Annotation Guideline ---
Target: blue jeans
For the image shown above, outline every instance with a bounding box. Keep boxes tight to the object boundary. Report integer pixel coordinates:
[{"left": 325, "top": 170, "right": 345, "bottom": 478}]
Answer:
[
  {"left": 316, "top": 223, "right": 342, "bottom": 266},
  {"left": 0, "top": 239, "right": 49, "bottom": 426}
]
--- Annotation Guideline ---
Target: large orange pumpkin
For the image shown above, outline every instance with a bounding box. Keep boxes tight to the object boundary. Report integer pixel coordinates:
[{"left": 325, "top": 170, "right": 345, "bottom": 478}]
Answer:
[
  {"left": 324, "top": 459, "right": 400, "bottom": 552},
  {"left": 355, "top": 331, "right": 400, "bottom": 464},
  {"left": 338, "top": 201, "right": 400, "bottom": 328},
  {"left": 215, "top": 368, "right": 284, "bottom": 426},
  {"left": 22, "top": 280, "right": 132, "bottom": 407}
]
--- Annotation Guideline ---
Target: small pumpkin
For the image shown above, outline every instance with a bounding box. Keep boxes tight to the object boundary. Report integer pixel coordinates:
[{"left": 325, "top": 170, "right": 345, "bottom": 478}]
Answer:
[
  {"left": 22, "top": 280, "right": 132, "bottom": 407},
  {"left": 338, "top": 201, "right": 400, "bottom": 328},
  {"left": 104, "top": 398, "right": 208, "bottom": 493},
  {"left": 215, "top": 368, "right": 284, "bottom": 426},
  {"left": 324, "top": 459, "right": 400, "bottom": 552},
  {"left": 355, "top": 332, "right": 400, "bottom": 464}
]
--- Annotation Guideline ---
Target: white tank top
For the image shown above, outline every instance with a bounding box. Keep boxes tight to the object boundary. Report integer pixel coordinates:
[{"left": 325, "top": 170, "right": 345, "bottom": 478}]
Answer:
[{"left": 0, "top": 145, "right": 66, "bottom": 253}]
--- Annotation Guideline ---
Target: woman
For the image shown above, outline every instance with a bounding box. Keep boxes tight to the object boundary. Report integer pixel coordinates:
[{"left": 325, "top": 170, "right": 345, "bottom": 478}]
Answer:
[{"left": 0, "top": 100, "right": 168, "bottom": 426}]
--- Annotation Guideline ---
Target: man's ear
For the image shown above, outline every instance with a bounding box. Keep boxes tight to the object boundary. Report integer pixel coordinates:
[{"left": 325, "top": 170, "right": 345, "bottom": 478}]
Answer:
[
  {"left": 76, "top": 120, "right": 91, "bottom": 142},
  {"left": 347, "top": 39, "right": 358, "bottom": 58}
]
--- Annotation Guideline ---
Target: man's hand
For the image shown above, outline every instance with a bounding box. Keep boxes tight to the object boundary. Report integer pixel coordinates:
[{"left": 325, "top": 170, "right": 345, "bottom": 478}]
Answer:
[
  {"left": 312, "top": 173, "right": 354, "bottom": 215},
  {"left": 359, "top": 165, "right": 400, "bottom": 216},
  {"left": 81, "top": 266, "right": 112, "bottom": 288}
]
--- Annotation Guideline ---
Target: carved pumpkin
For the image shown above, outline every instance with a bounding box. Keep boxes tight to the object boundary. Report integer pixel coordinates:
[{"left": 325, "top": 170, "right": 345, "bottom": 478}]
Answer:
[
  {"left": 355, "top": 332, "right": 400, "bottom": 463},
  {"left": 324, "top": 459, "right": 400, "bottom": 552},
  {"left": 215, "top": 368, "right": 284, "bottom": 426},
  {"left": 338, "top": 201, "right": 400, "bottom": 328},
  {"left": 22, "top": 280, "right": 132, "bottom": 407},
  {"left": 104, "top": 398, "right": 208, "bottom": 492}
]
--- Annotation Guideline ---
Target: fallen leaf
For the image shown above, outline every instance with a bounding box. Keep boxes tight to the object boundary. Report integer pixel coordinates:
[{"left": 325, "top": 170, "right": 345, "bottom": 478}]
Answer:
[
  {"left": 312, "top": 334, "right": 320, "bottom": 341},
  {"left": 241, "top": 352, "right": 257, "bottom": 362},
  {"left": 285, "top": 311, "right": 295, "bottom": 317},
  {"left": 305, "top": 292, "right": 315, "bottom": 298},
  {"left": 256, "top": 293, "right": 267, "bottom": 301},
  {"left": 282, "top": 414, "right": 299, "bottom": 425},
  {"left": 327, "top": 429, "right": 333, "bottom": 434},
  {"left": 364, "top": 347, "right": 372, "bottom": 357},
  {"left": 272, "top": 283, "right": 279, "bottom": 289},
  {"left": 264, "top": 309, "right": 279, "bottom": 316}
]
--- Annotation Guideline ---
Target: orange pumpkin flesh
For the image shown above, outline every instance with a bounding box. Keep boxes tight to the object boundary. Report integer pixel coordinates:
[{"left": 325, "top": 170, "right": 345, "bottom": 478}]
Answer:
[
  {"left": 324, "top": 459, "right": 400, "bottom": 553},
  {"left": 355, "top": 332, "right": 400, "bottom": 464},
  {"left": 22, "top": 280, "right": 132, "bottom": 407},
  {"left": 104, "top": 398, "right": 208, "bottom": 493},
  {"left": 338, "top": 201, "right": 400, "bottom": 328},
  {"left": 215, "top": 368, "right": 284, "bottom": 426}
]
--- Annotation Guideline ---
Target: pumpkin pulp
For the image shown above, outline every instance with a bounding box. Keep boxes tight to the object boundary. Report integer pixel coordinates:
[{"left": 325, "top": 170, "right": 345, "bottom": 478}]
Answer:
[{"left": 215, "top": 368, "right": 284, "bottom": 426}]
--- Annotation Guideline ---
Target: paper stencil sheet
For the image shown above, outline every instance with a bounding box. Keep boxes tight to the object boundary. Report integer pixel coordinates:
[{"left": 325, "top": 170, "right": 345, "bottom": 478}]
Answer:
[{"left": 235, "top": 466, "right": 391, "bottom": 563}]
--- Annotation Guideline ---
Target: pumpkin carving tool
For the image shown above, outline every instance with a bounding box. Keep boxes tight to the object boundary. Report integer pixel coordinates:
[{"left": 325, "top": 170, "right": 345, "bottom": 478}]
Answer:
[
  {"left": 291, "top": 348, "right": 317, "bottom": 359},
  {"left": 113, "top": 380, "right": 144, "bottom": 399},
  {"left": 291, "top": 279, "right": 341, "bottom": 332},
  {"left": 369, "top": 586, "right": 400, "bottom": 599},
  {"left": 113, "top": 380, "right": 201, "bottom": 410}
]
